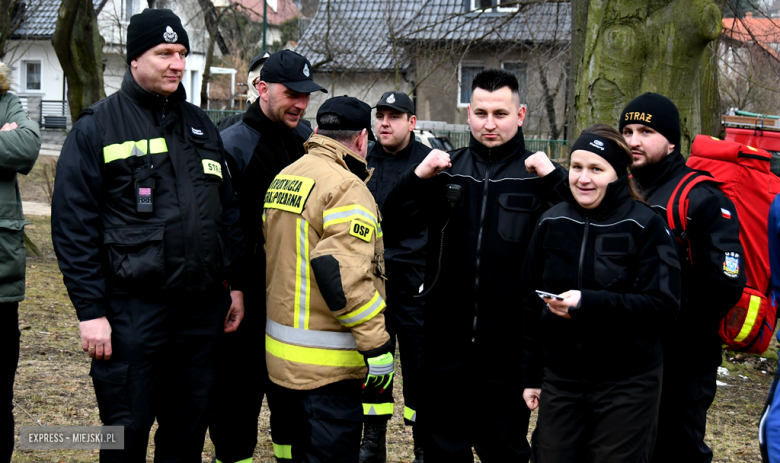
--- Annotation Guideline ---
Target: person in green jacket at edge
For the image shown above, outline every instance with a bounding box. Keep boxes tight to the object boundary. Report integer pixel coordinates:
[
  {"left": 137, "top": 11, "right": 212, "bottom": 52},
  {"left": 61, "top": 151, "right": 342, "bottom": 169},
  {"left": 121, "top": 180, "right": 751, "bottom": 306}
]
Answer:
[{"left": 0, "top": 61, "right": 41, "bottom": 463}]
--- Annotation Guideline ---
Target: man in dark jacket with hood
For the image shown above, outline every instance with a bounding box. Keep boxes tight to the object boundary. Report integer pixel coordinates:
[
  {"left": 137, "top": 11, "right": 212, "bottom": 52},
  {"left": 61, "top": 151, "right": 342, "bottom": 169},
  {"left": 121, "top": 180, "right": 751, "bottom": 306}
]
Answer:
[
  {"left": 382, "top": 68, "right": 566, "bottom": 462},
  {"left": 360, "top": 91, "right": 431, "bottom": 463},
  {"left": 213, "top": 49, "right": 326, "bottom": 463},
  {"left": 52, "top": 9, "right": 244, "bottom": 462},
  {"left": 620, "top": 93, "right": 746, "bottom": 463}
]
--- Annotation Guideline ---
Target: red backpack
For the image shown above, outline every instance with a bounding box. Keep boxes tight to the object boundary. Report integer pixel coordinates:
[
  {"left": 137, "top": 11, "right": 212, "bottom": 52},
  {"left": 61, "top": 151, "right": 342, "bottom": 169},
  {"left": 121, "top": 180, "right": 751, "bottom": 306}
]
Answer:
[{"left": 666, "top": 135, "right": 780, "bottom": 355}]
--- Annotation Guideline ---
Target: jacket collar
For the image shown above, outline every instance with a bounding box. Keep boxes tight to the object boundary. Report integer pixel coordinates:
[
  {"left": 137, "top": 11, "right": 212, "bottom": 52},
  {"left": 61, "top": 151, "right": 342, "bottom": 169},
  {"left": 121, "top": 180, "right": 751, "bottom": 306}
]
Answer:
[
  {"left": 120, "top": 68, "right": 186, "bottom": 111},
  {"left": 468, "top": 128, "right": 526, "bottom": 161},
  {"left": 243, "top": 99, "right": 286, "bottom": 135},
  {"left": 631, "top": 149, "right": 686, "bottom": 197},
  {"left": 369, "top": 134, "right": 414, "bottom": 159},
  {"left": 304, "top": 134, "right": 372, "bottom": 181}
]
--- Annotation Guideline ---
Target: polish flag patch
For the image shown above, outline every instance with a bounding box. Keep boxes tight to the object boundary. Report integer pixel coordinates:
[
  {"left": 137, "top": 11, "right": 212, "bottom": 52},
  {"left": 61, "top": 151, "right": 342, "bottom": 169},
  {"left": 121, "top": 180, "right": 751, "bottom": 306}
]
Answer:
[{"left": 722, "top": 208, "right": 732, "bottom": 219}]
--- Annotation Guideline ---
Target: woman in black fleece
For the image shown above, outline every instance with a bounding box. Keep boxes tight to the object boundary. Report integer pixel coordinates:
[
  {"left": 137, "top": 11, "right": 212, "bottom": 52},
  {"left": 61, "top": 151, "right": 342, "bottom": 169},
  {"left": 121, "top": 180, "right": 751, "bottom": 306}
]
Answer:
[{"left": 520, "top": 125, "right": 681, "bottom": 463}]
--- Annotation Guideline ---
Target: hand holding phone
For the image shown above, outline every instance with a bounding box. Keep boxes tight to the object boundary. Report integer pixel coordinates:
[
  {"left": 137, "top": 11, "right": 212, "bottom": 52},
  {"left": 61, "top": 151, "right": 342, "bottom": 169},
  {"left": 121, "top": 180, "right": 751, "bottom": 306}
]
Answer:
[{"left": 535, "top": 290, "right": 564, "bottom": 301}]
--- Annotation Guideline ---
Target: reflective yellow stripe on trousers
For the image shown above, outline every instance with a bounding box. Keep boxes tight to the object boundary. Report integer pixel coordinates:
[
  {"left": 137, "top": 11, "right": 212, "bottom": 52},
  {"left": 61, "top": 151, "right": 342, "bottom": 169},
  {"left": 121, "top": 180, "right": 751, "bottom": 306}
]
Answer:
[
  {"left": 295, "top": 218, "right": 310, "bottom": 329},
  {"left": 273, "top": 443, "right": 292, "bottom": 460},
  {"left": 363, "top": 403, "right": 393, "bottom": 416}
]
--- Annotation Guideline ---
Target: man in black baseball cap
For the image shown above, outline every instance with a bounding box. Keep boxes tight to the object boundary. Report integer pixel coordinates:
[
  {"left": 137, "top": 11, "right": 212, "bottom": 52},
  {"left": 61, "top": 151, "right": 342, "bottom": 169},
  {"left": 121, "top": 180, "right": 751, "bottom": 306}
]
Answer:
[
  {"left": 263, "top": 95, "right": 393, "bottom": 462},
  {"left": 210, "top": 50, "right": 325, "bottom": 463},
  {"left": 359, "top": 90, "right": 431, "bottom": 463},
  {"left": 261, "top": 50, "right": 327, "bottom": 95}
]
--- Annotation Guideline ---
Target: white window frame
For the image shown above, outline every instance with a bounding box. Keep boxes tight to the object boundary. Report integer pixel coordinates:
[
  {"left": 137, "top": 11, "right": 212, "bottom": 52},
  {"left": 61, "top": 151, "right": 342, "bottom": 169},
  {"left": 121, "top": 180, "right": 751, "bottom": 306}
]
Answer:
[
  {"left": 458, "top": 62, "right": 485, "bottom": 108},
  {"left": 22, "top": 60, "right": 42, "bottom": 92},
  {"left": 123, "top": 0, "right": 135, "bottom": 20},
  {"left": 470, "top": 0, "right": 518, "bottom": 12},
  {"left": 496, "top": 0, "right": 519, "bottom": 12}
]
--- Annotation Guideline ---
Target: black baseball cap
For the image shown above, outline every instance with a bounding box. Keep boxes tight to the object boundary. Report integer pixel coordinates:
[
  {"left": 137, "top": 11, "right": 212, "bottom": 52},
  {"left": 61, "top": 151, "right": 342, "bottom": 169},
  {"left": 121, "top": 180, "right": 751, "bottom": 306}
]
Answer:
[
  {"left": 317, "top": 96, "right": 376, "bottom": 141},
  {"left": 249, "top": 52, "right": 271, "bottom": 73},
  {"left": 375, "top": 91, "right": 415, "bottom": 114},
  {"left": 260, "top": 50, "right": 327, "bottom": 94}
]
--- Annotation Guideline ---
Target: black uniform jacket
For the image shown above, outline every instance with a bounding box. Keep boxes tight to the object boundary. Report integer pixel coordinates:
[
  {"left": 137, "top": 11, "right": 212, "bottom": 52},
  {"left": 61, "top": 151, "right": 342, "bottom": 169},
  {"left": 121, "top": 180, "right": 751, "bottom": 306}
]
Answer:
[
  {"left": 367, "top": 138, "right": 431, "bottom": 266},
  {"left": 221, "top": 99, "right": 312, "bottom": 280},
  {"left": 520, "top": 176, "right": 682, "bottom": 388},
  {"left": 633, "top": 151, "right": 746, "bottom": 372},
  {"left": 52, "top": 70, "right": 243, "bottom": 322},
  {"left": 383, "top": 130, "right": 566, "bottom": 376}
]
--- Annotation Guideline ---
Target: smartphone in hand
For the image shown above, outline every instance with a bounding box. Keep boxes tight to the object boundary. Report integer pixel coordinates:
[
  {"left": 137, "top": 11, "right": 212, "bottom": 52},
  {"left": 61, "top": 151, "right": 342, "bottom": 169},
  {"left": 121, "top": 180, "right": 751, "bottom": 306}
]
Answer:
[{"left": 535, "top": 290, "right": 564, "bottom": 301}]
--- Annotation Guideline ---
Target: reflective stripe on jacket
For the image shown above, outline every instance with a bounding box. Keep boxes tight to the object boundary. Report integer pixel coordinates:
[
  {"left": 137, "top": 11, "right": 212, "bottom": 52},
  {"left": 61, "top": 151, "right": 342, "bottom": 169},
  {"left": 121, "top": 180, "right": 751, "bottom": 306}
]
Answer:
[{"left": 263, "top": 134, "right": 389, "bottom": 390}]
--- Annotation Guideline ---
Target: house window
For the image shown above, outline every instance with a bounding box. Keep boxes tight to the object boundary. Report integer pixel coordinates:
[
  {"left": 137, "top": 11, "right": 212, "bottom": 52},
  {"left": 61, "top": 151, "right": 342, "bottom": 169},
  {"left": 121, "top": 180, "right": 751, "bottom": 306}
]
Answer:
[
  {"left": 23, "top": 61, "right": 41, "bottom": 91},
  {"left": 124, "top": 0, "right": 134, "bottom": 20},
  {"left": 190, "top": 70, "right": 199, "bottom": 103},
  {"left": 469, "top": 0, "right": 518, "bottom": 12},
  {"left": 502, "top": 62, "right": 527, "bottom": 104},
  {"left": 459, "top": 63, "right": 484, "bottom": 106}
]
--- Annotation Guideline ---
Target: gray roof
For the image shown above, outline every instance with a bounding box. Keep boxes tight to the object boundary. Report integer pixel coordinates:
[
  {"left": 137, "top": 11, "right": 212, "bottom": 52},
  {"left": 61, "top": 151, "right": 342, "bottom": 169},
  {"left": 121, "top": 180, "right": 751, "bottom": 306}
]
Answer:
[
  {"left": 13, "top": 0, "right": 60, "bottom": 38},
  {"left": 296, "top": 0, "right": 418, "bottom": 72},
  {"left": 13, "top": 0, "right": 102, "bottom": 39},
  {"left": 296, "top": 0, "right": 570, "bottom": 72}
]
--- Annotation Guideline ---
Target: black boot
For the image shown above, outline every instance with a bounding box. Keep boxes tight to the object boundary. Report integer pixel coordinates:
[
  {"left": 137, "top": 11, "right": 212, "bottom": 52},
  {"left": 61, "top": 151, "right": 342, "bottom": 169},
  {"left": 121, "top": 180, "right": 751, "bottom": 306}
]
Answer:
[
  {"left": 359, "top": 422, "right": 387, "bottom": 463},
  {"left": 412, "top": 426, "right": 423, "bottom": 463}
]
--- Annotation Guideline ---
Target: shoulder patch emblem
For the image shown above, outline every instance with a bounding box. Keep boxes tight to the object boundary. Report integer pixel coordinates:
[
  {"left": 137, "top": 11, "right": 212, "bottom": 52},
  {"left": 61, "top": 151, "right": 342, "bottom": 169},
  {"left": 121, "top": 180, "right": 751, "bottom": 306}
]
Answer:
[
  {"left": 202, "top": 159, "right": 222, "bottom": 179},
  {"left": 721, "top": 208, "right": 732, "bottom": 219},
  {"left": 723, "top": 252, "right": 740, "bottom": 278},
  {"left": 163, "top": 26, "right": 178, "bottom": 43},
  {"left": 264, "top": 175, "right": 315, "bottom": 214},
  {"left": 349, "top": 219, "right": 374, "bottom": 242}
]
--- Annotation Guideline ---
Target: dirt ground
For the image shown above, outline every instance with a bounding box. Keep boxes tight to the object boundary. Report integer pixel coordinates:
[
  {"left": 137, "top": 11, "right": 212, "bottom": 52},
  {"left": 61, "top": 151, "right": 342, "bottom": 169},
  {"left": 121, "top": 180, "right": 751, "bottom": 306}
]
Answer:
[{"left": 10, "top": 159, "right": 778, "bottom": 462}]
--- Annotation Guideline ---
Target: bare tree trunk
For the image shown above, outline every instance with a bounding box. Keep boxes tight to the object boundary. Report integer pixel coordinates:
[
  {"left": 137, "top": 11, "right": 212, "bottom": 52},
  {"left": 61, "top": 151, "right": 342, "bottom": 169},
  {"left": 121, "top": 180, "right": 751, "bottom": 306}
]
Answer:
[
  {"left": 0, "top": 0, "right": 25, "bottom": 60},
  {"left": 570, "top": 0, "right": 722, "bottom": 154},
  {"left": 539, "top": 65, "right": 560, "bottom": 140},
  {"left": 53, "top": 0, "right": 105, "bottom": 123},
  {"left": 200, "top": 32, "right": 217, "bottom": 109}
]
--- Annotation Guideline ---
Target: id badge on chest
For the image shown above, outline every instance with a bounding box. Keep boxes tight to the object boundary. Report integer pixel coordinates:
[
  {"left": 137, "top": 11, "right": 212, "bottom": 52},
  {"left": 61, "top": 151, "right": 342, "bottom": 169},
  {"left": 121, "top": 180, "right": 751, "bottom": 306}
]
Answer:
[{"left": 129, "top": 143, "right": 156, "bottom": 213}]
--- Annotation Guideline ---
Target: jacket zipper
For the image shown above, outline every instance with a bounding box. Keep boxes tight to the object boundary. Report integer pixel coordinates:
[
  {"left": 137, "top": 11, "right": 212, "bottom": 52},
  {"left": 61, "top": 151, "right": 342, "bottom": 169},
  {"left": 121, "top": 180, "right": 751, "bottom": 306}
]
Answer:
[
  {"left": 161, "top": 99, "right": 168, "bottom": 121},
  {"left": 472, "top": 156, "right": 492, "bottom": 342},
  {"left": 577, "top": 218, "right": 589, "bottom": 289},
  {"left": 576, "top": 217, "right": 589, "bottom": 371}
]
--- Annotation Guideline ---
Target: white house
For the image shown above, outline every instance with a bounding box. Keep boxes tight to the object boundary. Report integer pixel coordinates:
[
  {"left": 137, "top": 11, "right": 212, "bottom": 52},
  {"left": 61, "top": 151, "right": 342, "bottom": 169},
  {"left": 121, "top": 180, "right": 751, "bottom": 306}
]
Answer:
[{"left": 7, "top": 0, "right": 216, "bottom": 130}]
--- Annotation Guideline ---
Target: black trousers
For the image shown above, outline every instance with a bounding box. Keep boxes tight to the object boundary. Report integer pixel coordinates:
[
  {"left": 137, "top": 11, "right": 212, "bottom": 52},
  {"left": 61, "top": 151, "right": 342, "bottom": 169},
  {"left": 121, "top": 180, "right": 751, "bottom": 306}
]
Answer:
[
  {"left": 267, "top": 379, "right": 363, "bottom": 463},
  {"left": 209, "top": 288, "right": 266, "bottom": 463},
  {"left": 650, "top": 366, "right": 717, "bottom": 463},
  {"left": 416, "top": 354, "right": 532, "bottom": 463},
  {"left": 2, "top": 302, "right": 19, "bottom": 463},
  {"left": 91, "top": 290, "right": 230, "bottom": 463},
  {"left": 533, "top": 365, "right": 663, "bottom": 463},
  {"left": 362, "top": 261, "right": 424, "bottom": 426}
]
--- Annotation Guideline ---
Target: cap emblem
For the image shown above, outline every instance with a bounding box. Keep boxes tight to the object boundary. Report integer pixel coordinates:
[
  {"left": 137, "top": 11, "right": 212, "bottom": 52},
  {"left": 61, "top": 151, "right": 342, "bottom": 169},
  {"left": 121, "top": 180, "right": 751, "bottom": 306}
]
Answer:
[
  {"left": 387, "top": 93, "right": 396, "bottom": 104},
  {"left": 163, "top": 26, "right": 178, "bottom": 43},
  {"left": 303, "top": 64, "right": 310, "bottom": 77}
]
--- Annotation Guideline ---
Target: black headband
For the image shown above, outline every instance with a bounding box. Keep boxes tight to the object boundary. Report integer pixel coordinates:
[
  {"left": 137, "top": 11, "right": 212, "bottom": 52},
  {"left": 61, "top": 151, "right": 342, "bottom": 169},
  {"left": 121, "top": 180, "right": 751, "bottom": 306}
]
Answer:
[{"left": 571, "top": 133, "right": 630, "bottom": 174}]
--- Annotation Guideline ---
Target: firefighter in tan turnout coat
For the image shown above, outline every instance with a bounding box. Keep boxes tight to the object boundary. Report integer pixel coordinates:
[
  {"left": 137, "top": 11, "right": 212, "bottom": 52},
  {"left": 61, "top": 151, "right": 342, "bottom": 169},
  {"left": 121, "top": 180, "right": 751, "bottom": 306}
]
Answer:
[{"left": 263, "top": 96, "right": 393, "bottom": 462}]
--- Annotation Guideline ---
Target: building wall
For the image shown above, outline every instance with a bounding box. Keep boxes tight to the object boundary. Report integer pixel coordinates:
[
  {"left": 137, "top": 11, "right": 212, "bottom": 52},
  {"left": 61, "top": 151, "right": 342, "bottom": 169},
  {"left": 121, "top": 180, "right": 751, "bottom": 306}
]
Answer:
[
  {"left": 307, "top": 71, "right": 414, "bottom": 122},
  {"left": 4, "top": 41, "right": 67, "bottom": 101},
  {"left": 414, "top": 44, "right": 569, "bottom": 139},
  {"left": 302, "top": 45, "right": 569, "bottom": 139}
]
